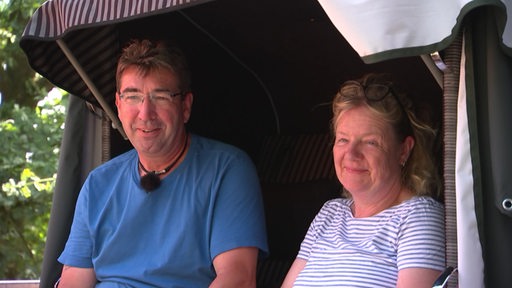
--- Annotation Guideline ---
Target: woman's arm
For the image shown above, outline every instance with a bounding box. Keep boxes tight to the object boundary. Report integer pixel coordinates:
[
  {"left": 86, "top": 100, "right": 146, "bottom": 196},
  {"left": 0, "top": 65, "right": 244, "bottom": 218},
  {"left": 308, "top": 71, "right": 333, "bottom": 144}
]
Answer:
[
  {"left": 397, "top": 267, "right": 443, "bottom": 288},
  {"left": 281, "top": 258, "right": 307, "bottom": 288}
]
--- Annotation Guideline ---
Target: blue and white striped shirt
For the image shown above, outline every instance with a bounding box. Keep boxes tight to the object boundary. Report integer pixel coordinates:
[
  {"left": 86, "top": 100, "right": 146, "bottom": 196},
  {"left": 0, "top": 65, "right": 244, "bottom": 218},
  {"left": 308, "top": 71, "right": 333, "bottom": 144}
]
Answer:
[{"left": 294, "top": 196, "right": 445, "bottom": 287}]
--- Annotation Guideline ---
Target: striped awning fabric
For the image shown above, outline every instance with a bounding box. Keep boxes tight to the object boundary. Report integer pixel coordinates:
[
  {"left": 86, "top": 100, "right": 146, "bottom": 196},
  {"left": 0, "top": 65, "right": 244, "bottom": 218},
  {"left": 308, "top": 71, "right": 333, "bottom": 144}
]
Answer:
[
  {"left": 22, "top": 0, "right": 207, "bottom": 39},
  {"left": 257, "top": 134, "right": 336, "bottom": 184},
  {"left": 20, "top": 0, "right": 211, "bottom": 106}
]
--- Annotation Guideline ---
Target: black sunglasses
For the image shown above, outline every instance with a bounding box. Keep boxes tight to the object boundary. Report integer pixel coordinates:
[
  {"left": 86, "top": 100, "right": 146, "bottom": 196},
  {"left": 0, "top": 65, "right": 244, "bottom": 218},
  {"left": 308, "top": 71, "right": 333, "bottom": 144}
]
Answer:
[{"left": 339, "top": 80, "right": 414, "bottom": 137}]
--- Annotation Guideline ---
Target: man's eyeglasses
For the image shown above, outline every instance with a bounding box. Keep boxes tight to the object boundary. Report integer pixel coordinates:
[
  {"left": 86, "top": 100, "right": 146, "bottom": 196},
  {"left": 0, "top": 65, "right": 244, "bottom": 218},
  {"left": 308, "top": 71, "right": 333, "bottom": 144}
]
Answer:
[{"left": 118, "top": 90, "right": 183, "bottom": 106}]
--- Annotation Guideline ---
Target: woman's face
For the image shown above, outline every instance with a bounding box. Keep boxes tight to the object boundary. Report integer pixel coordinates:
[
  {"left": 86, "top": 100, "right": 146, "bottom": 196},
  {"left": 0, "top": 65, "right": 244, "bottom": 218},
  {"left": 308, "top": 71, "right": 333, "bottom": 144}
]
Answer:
[{"left": 333, "top": 105, "right": 411, "bottom": 199}]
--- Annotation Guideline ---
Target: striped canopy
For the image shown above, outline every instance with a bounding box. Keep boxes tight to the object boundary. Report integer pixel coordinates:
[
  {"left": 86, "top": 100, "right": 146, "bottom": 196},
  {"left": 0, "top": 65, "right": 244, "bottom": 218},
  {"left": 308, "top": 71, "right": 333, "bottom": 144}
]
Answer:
[
  {"left": 21, "top": 0, "right": 211, "bottom": 138},
  {"left": 21, "top": 0, "right": 209, "bottom": 100}
]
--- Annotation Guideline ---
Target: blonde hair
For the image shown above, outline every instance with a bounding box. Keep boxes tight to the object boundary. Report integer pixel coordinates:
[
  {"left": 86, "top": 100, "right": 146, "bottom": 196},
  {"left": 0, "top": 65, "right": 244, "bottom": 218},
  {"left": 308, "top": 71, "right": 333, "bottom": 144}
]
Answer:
[{"left": 332, "top": 73, "right": 441, "bottom": 198}]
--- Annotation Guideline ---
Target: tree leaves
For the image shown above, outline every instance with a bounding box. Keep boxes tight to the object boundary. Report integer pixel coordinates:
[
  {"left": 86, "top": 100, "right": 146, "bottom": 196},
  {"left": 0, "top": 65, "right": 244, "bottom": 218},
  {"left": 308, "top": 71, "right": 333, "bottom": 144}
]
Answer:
[
  {"left": 0, "top": 0, "right": 59, "bottom": 279},
  {"left": 0, "top": 89, "right": 66, "bottom": 279}
]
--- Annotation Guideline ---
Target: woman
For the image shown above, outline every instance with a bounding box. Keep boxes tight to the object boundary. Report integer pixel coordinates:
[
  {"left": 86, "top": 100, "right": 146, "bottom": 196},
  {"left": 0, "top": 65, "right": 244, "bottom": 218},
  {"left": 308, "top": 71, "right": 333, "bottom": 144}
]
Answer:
[{"left": 282, "top": 73, "right": 445, "bottom": 288}]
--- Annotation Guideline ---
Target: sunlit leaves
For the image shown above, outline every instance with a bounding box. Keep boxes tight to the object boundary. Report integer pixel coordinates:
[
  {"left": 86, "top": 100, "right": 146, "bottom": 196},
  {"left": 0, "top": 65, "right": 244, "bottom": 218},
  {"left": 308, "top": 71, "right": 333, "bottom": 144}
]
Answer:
[
  {"left": 0, "top": 0, "right": 57, "bottom": 279},
  {"left": 0, "top": 88, "right": 66, "bottom": 279}
]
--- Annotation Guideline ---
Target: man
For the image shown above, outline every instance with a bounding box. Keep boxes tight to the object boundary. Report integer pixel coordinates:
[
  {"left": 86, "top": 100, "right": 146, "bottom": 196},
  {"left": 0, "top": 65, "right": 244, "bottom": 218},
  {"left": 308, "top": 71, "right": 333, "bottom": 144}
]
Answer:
[{"left": 57, "top": 39, "right": 268, "bottom": 287}]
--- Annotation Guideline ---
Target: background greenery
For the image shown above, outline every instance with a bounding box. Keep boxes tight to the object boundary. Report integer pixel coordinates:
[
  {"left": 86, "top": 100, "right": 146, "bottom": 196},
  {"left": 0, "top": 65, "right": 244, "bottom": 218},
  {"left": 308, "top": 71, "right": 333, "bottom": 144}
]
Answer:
[{"left": 1, "top": 0, "right": 65, "bottom": 279}]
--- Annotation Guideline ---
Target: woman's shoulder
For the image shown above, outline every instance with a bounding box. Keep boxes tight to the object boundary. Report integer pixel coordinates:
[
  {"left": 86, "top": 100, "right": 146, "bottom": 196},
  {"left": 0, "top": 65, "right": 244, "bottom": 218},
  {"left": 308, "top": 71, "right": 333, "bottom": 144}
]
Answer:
[
  {"left": 324, "top": 197, "right": 351, "bottom": 206},
  {"left": 403, "top": 196, "right": 443, "bottom": 209},
  {"left": 308, "top": 198, "right": 352, "bottom": 224},
  {"left": 319, "top": 197, "right": 352, "bottom": 214},
  {"left": 394, "top": 196, "right": 445, "bottom": 219}
]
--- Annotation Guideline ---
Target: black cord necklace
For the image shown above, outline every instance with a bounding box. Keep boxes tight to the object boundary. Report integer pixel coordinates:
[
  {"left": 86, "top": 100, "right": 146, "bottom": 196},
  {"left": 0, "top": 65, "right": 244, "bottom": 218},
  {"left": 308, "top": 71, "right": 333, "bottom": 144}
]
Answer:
[{"left": 139, "top": 133, "right": 189, "bottom": 192}]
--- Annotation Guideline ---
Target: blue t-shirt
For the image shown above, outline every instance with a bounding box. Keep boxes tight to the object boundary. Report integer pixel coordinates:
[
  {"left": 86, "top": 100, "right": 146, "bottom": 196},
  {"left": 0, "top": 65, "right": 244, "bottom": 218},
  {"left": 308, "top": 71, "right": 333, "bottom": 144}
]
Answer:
[{"left": 59, "top": 134, "right": 268, "bottom": 287}]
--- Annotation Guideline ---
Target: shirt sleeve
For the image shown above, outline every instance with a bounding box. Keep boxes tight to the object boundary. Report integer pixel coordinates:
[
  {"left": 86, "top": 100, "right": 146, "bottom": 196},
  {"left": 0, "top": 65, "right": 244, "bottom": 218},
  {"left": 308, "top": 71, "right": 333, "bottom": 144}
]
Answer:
[
  {"left": 209, "top": 150, "right": 269, "bottom": 259},
  {"left": 296, "top": 200, "right": 335, "bottom": 260},
  {"left": 57, "top": 179, "right": 94, "bottom": 268},
  {"left": 397, "top": 199, "right": 446, "bottom": 271}
]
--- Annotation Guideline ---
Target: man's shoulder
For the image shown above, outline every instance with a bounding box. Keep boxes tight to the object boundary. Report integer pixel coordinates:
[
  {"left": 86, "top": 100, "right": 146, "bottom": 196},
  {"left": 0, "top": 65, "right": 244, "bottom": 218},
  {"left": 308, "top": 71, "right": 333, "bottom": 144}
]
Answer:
[
  {"left": 92, "top": 149, "right": 137, "bottom": 174},
  {"left": 191, "top": 134, "right": 246, "bottom": 155},
  {"left": 190, "top": 135, "right": 256, "bottom": 173}
]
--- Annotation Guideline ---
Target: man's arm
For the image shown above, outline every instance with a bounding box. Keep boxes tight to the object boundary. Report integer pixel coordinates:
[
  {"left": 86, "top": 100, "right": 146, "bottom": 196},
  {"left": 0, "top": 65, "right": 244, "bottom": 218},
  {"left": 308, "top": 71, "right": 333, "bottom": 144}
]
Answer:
[
  {"left": 57, "top": 265, "right": 97, "bottom": 288},
  {"left": 209, "top": 247, "right": 259, "bottom": 288}
]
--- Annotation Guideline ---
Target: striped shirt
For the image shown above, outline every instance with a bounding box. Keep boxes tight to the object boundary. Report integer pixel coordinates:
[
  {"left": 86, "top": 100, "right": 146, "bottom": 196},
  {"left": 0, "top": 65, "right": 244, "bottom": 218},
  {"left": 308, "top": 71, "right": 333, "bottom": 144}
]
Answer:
[{"left": 294, "top": 196, "right": 445, "bottom": 287}]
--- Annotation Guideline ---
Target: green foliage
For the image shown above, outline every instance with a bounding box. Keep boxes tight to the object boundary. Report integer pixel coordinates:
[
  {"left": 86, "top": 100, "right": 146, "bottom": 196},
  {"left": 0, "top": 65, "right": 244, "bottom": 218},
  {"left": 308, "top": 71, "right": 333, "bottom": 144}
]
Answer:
[
  {"left": 0, "top": 0, "right": 61, "bottom": 279},
  {"left": 0, "top": 0, "right": 51, "bottom": 107},
  {"left": 0, "top": 89, "right": 67, "bottom": 279}
]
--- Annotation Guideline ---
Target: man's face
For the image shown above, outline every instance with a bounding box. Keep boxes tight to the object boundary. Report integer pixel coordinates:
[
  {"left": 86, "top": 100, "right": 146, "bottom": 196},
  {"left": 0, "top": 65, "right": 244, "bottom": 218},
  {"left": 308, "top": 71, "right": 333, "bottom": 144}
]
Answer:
[{"left": 116, "top": 66, "right": 192, "bottom": 159}]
